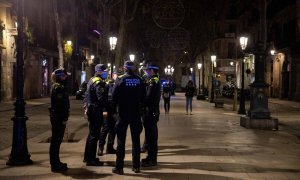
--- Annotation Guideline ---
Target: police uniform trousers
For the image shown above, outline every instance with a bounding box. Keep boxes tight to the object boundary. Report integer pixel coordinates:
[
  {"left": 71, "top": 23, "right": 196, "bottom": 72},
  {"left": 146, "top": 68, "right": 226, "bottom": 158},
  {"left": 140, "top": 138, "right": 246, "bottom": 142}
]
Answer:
[
  {"left": 50, "top": 117, "right": 66, "bottom": 166},
  {"left": 99, "top": 108, "right": 116, "bottom": 149},
  {"left": 115, "top": 115, "right": 142, "bottom": 169},
  {"left": 144, "top": 109, "right": 158, "bottom": 161},
  {"left": 84, "top": 107, "right": 103, "bottom": 162}
]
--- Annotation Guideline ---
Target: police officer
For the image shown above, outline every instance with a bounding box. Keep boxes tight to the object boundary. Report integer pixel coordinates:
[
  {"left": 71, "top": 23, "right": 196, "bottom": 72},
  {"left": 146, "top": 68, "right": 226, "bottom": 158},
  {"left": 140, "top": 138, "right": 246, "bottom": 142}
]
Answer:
[
  {"left": 140, "top": 62, "right": 149, "bottom": 153},
  {"left": 112, "top": 61, "right": 145, "bottom": 175},
  {"left": 142, "top": 62, "right": 161, "bottom": 167},
  {"left": 97, "top": 71, "right": 119, "bottom": 156},
  {"left": 49, "top": 68, "right": 69, "bottom": 172},
  {"left": 84, "top": 64, "right": 108, "bottom": 166}
]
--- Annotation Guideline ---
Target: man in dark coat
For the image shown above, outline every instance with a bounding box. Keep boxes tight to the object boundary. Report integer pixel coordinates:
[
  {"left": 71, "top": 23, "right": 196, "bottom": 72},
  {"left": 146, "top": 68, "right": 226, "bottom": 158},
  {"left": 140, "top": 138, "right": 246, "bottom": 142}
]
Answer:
[
  {"left": 112, "top": 61, "right": 145, "bottom": 175},
  {"left": 84, "top": 64, "right": 108, "bottom": 166}
]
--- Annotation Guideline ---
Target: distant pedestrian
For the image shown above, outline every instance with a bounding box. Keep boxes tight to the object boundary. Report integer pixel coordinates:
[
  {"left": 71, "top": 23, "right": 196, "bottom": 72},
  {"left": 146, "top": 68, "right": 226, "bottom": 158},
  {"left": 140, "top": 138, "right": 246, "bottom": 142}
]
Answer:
[
  {"left": 111, "top": 61, "right": 145, "bottom": 175},
  {"left": 185, "top": 80, "right": 195, "bottom": 115},
  {"left": 162, "top": 81, "right": 171, "bottom": 114},
  {"left": 83, "top": 64, "right": 108, "bottom": 166},
  {"left": 49, "top": 68, "right": 69, "bottom": 172}
]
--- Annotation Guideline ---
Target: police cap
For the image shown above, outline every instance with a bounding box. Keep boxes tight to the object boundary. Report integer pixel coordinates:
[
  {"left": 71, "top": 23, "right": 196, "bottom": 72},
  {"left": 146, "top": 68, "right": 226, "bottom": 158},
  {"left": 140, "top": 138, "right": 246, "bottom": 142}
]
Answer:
[
  {"left": 123, "top": 60, "right": 135, "bottom": 69},
  {"left": 143, "top": 62, "right": 159, "bottom": 70},
  {"left": 95, "top": 64, "right": 107, "bottom": 72},
  {"left": 54, "top": 68, "right": 66, "bottom": 77}
]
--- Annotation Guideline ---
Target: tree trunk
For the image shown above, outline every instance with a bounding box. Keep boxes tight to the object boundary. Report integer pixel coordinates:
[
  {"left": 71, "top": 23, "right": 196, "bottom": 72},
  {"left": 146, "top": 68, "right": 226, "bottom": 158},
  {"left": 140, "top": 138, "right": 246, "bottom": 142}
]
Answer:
[
  {"left": 52, "top": 0, "right": 64, "bottom": 68},
  {"left": 115, "top": 8, "right": 126, "bottom": 68},
  {"left": 102, "top": 7, "right": 110, "bottom": 63},
  {"left": 115, "top": 0, "right": 140, "bottom": 69}
]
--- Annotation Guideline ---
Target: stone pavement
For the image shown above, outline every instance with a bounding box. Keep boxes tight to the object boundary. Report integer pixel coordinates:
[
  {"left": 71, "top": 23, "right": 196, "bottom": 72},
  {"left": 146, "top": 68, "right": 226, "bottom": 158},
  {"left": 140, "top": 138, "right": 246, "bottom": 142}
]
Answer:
[{"left": 0, "top": 94, "right": 300, "bottom": 179}]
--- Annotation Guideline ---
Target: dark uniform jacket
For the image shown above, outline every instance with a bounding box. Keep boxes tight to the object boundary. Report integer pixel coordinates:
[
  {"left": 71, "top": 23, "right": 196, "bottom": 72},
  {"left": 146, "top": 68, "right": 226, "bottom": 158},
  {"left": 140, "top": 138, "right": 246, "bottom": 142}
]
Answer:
[
  {"left": 85, "top": 76, "right": 108, "bottom": 112},
  {"left": 105, "top": 79, "right": 117, "bottom": 113},
  {"left": 145, "top": 75, "right": 161, "bottom": 112},
  {"left": 50, "top": 82, "right": 70, "bottom": 120},
  {"left": 112, "top": 72, "right": 145, "bottom": 119}
]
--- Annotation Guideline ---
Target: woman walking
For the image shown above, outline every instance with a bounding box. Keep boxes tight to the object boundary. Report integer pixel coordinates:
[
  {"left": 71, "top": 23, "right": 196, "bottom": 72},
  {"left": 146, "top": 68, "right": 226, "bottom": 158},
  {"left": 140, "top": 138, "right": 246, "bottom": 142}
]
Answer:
[
  {"left": 162, "top": 81, "right": 171, "bottom": 114},
  {"left": 185, "top": 80, "right": 195, "bottom": 115}
]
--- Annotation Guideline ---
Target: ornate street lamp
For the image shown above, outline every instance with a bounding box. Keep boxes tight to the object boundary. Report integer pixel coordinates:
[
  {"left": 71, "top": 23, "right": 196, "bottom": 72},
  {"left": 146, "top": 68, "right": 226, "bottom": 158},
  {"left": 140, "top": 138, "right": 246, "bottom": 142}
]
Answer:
[
  {"left": 164, "top": 65, "right": 174, "bottom": 76},
  {"left": 197, "top": 63, "right": 202, "bottom": 95},
  {"left": 7, "top": 0, "right": 32, "bottom": 166},
  {"left": 210, "top": 55, "right": 216, "bottom": 103},
  {"left": 270, "top": 49, "right": 275, "bottom": 55},
  {"left": 109, "top": 36, "right": 117, "bottom": 50},
  {"left": 109, "top": 36, "right": 117, "bottom": 77},
  {"left": 238, "top": 36, "right": 248, "bottom": 114},
  {"left": 129, "top": 54, "right": 135, "bottom": 62}
]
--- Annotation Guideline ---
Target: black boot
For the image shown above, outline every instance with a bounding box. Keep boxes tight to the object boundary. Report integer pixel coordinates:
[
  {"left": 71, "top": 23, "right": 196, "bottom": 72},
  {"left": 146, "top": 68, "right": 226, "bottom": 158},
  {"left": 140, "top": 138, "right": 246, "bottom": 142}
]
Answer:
[
  {"left": 141, "top": 158, "right": 157, "bottom": 167},
  {"left": 112, "top": 167, "right": 124, "bottom": 175},
  {"left": 51, "top": 163, "right": 68, "bottom": 172},
  {"left": 132, "top": 167, "right": 141, "bottom": 173},
  {"left": 86, "top": 158, "right": 104, "bottom": 166},
  {"left": 97, "top": 147, "right": 104, "bottom": 156},
  {"left": 106, "top": 145, "right": 116, "bottom": 154}
]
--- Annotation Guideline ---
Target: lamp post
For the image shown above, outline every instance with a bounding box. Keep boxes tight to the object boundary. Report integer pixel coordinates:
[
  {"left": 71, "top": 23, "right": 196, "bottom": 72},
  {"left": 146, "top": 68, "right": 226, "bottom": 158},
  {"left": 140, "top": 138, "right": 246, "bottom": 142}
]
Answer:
[
  {"left": 270, "top": 49, "right": 276, "bottom": 56},
  {"left": 210, "top": 55, "right": 216, "bottom": 103},
  {"left": 129, "top": 54, "right": 135, "bottom": 62},
  {"left": 164, "top": 65, "right": 174, "bottom": 76},
  {"left": 238, "top": 36, "right": 248, "bottom": 114},
  {"left": 109, "top": 36, "right": 117, "bottom": 77},
  {"left": 7, "top": 0, "right": 32, "bottom": 166},
  {"left": 190, "top": 67, "right": 194, "bottom": 83},
  {"left": 197, "top": 63, "right": 202, "bottom": 94}
]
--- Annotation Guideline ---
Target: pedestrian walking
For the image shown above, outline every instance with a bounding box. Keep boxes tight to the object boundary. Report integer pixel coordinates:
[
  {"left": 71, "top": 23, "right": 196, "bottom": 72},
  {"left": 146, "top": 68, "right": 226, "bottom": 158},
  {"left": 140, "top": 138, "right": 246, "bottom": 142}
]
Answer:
[
  {"left": 83, "top": 64, "right": 108, "bottom": 166},
  {"left": 98, "top": 71, "right": 120, "bottom": 156},
  {"left": 162, "top": 81, "right": 171, "bottom": 114},
  {"left": 142, "top": 62, "right": 161, "bottom": 167},
  {"left": 49, "top": 68, "right": 69, "bottom": 172},
  {"left": 185, "top": 80, "right": 195, "bottom": 115},
  {"left": 112, "top": 61, "right": 145, "bottom": 175}
]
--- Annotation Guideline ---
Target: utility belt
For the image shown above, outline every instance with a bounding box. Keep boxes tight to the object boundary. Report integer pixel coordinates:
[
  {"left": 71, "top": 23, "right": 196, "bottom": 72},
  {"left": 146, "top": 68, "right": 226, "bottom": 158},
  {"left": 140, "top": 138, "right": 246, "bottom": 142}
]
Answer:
[
  {"left": 87, "top": 103, "right": 102, "bottom": 108},
  {"left": 86, "top": 103, "right": 103, "bottom": 115}
]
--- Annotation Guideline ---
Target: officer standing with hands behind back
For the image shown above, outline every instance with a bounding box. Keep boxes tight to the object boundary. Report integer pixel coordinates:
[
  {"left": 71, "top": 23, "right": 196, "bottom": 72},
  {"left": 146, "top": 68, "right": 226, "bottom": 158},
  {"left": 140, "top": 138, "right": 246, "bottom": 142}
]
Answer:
[
  {"left": 112, "top": 61, "right": 146, "bottom": 175},
  {"left": 49, "top": 68, "right": 69, "bottom": 172},
  {"left": 84, "top": 64, "right": 108, "bottom": 166},
  {"left": 142, "top": 62, "right": 161, "bottom": 167}
]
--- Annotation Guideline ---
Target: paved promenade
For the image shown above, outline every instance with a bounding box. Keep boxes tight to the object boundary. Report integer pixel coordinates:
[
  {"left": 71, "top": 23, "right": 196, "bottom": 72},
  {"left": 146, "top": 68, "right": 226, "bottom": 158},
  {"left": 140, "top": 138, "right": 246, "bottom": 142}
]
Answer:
[{"left": 0, "top": 94, "right": 300, "bottom": 179}]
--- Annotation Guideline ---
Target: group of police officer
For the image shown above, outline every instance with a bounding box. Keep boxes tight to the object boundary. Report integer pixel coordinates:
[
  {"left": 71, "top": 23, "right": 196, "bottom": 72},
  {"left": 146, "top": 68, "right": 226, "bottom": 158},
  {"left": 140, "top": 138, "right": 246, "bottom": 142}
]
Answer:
[{"left": 49, "top": 60, "right": 161, "bottom": 174}]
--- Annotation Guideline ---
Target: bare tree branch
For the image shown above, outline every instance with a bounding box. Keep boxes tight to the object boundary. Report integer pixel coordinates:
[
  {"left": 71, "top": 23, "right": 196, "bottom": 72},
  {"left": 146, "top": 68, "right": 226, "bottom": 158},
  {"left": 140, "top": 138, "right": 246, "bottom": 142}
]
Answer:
[
  {"left": 125, "top": 0, "right": 141, "bottom": 23},
  {"left": 110, "top": 0, "right": 122, "bottom": 8}
]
